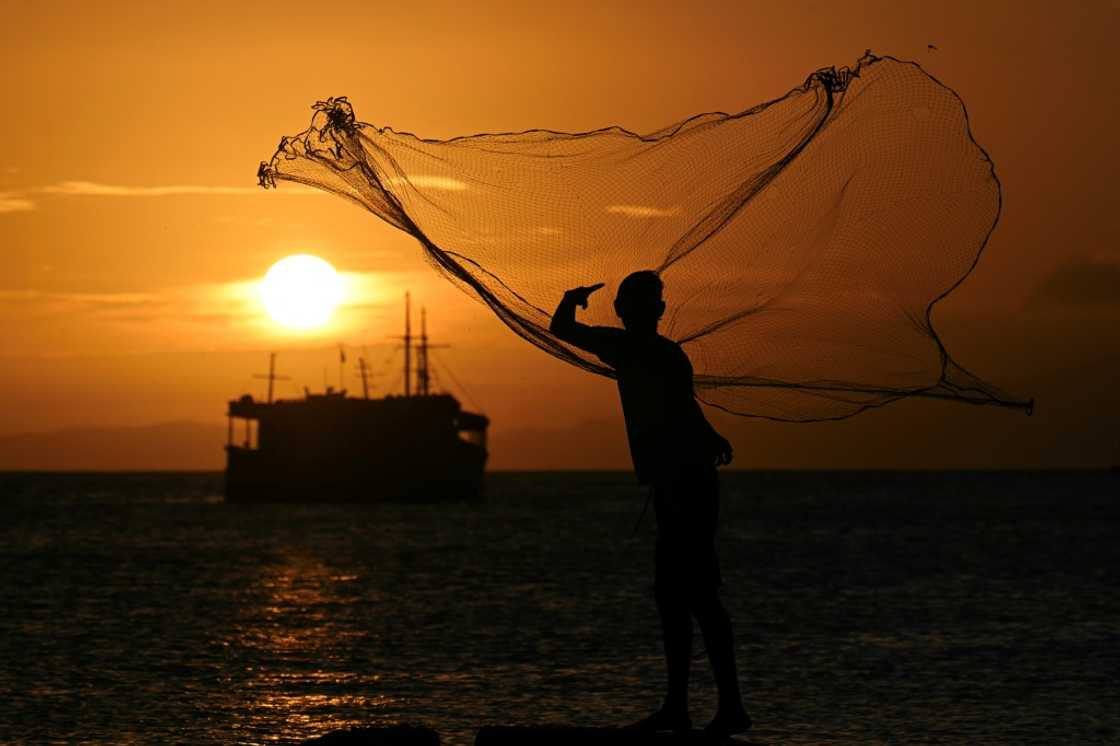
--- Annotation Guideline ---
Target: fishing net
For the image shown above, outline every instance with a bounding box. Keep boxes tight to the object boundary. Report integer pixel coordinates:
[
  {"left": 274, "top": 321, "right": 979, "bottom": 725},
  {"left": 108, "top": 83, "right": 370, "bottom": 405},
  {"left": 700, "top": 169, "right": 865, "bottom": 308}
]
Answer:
[{"left": 258, "top": 52, "right": 1031, "bottom": 421}]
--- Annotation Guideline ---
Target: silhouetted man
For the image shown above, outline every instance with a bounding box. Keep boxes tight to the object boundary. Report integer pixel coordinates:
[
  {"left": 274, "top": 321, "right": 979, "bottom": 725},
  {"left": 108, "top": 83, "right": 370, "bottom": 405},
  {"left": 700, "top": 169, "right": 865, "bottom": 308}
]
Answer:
[{"left": 550, "top": 271, "right": 751, "bottom": 737}]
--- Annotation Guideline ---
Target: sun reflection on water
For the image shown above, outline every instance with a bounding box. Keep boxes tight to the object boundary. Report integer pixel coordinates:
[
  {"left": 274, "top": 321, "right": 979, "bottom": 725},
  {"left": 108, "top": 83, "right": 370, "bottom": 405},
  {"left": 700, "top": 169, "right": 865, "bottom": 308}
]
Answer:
[{"left": 224, "top": 552, "right": 397, "bottom": 738}]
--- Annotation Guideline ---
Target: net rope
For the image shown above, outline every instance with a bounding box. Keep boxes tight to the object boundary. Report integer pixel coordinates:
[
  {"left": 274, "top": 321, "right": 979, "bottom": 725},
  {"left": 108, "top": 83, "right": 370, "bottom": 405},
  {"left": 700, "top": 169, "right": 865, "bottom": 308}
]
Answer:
[{"left": 259, "top": 52, "right": 1031, "bottom": 421}]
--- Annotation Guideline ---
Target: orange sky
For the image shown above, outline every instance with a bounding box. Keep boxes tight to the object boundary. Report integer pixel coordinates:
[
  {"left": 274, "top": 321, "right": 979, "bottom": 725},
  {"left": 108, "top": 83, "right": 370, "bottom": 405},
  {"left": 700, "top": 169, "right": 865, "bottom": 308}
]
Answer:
[{"left": 1, "top": 1, "right": 1117, "bottom": 469}]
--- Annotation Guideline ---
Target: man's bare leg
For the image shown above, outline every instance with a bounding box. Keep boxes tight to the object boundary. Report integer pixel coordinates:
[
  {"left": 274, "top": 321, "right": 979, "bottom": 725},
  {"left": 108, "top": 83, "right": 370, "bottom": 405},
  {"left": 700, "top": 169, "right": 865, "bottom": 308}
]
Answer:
[
  {"left": 693, "top": 592, "right": 751, "bottom": 736},
  {"left": 629, "top": 583, "right": 693, "bottom": 732}
]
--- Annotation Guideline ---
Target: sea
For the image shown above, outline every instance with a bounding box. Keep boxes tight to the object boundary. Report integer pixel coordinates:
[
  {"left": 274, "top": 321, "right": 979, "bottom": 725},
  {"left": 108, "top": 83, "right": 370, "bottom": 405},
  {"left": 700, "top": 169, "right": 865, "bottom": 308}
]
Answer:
[{"left": 0, "top": 470, "right": 1116, "bottom": 745}]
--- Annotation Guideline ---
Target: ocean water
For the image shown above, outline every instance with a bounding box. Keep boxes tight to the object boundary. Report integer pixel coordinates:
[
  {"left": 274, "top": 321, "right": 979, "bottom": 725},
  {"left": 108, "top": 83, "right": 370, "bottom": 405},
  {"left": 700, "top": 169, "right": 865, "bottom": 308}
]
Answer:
[{"left": 0, "top": 470, "right": 1116, "bottom": 745}]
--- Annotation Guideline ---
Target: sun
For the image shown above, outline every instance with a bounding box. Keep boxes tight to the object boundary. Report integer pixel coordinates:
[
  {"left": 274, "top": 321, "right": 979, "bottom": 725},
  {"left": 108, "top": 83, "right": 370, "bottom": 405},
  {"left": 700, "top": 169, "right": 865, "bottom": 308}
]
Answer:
[{"left": 260, "top": 254, "right": 344, "bottom": 330}]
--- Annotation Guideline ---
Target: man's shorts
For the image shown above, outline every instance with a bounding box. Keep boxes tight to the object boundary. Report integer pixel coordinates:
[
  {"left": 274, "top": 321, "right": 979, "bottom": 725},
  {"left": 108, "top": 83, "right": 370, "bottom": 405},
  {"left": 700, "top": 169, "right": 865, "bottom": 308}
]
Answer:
[{"left": 653, "top": 465, "right": 722, "bottom": 594}]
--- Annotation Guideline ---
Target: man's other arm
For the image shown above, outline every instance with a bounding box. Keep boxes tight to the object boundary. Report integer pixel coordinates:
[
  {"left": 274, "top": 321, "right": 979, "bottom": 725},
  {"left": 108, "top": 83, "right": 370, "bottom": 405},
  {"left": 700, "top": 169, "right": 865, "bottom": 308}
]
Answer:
[
  {"left": 680, "top": 348, "right": 734, "bottom": 466},
  {"left": 689, "top": 397, "right": 734, "bottom": 466}
]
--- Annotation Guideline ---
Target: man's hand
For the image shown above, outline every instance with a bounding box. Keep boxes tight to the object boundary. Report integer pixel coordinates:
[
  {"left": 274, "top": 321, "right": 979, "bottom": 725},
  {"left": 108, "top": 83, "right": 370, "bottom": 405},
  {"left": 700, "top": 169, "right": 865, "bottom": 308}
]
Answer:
[
  {"left": 712, "top": 433, "right": 733, "bottom": 467},
  {"left": 551, "top": 282, "right": 606, "bottom": 346},
  {"left": 562, "top": 283, "right": 605, "bottom": 309}
]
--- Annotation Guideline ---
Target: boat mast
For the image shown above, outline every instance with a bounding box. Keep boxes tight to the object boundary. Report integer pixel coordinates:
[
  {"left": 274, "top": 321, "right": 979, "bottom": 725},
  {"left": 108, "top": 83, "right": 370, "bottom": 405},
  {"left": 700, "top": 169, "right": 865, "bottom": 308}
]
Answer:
[
  {"left": 358, "top": 357, "right": 370, "bottom": 399},
  {"left": 253, "top": 352, "right": 289, "bottom": 403},
  {"left": 268, "top": 353, "right": 277, "bottom": 403},
  {"left": 418, "top": 308, "right": 430, "bottom": 396},
  {"left": 403, "top": 291, "right": 411, "bottom": 397},
  {"left": 338, "top": 344, "right": 346, "bottom": 395},
  {"left": 417, "top": 308, "right": 448, "bottom": 396}
]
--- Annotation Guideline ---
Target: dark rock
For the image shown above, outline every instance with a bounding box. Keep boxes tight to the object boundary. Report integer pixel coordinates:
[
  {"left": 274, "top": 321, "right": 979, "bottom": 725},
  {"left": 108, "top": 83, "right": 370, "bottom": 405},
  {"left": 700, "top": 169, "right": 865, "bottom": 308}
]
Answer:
[
  {"left": 299, "top": 725, "right": 439, "bottom": 746},
  {"left": 475, "top": 726, "right": 726, "bottom": 745}
]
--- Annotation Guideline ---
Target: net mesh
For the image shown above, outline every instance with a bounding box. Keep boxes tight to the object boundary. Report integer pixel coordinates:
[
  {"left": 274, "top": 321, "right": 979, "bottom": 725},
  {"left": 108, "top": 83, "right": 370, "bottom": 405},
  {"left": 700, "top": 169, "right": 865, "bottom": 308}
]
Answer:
[{"left": 259, "top": 52, "right": 1031, "bottom": 421}]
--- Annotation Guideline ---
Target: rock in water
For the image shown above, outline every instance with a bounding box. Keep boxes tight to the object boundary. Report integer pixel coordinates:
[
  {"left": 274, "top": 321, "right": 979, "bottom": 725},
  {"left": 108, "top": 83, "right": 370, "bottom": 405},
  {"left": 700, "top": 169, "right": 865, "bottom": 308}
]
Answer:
[{"left": 299, "top": 725, "right": 440, "bottom": 746}]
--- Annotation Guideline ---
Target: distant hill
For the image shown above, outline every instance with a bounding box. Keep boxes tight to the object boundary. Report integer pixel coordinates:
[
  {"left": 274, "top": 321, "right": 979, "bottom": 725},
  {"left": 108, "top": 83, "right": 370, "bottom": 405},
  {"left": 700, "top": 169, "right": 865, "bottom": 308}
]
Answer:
[
  {"left": 0, "top": 421, "right": 227, "bottom": 471},
  {"left": 0, "top": 419, "right": 632, "bottom": 472},
  {"left": 487, "top": 419, "right": 630, "bottom": 470}
]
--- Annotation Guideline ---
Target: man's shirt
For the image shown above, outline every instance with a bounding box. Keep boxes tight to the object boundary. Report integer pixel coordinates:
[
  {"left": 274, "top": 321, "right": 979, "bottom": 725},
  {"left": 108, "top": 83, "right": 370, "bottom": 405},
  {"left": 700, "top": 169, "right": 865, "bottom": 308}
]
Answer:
[{"left": 564, "top": 325, "right": 714, "bottom": 484}]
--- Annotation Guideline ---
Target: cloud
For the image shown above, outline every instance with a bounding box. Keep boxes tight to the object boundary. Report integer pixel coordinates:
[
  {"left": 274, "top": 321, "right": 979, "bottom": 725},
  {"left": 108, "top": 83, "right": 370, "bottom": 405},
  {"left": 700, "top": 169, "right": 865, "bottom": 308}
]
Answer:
[
  {"left": 1030, "top": 260, "right": 1120, "bottom": 308},
  {"left": 181, "top": 311, "right": 242, "bottom": 325},
  {"left": 0, "top": 192, "right": 34, "bottom": 213},
  {"left": 1, "top": 271, "right": 394, "bottom": 330},
  {"left": 40, "top": 181, "right": 320, "bottom": 196},
  {"left": 0, "top": 289, "right": 168, "bottom": 316},
  {"left": 605, "top": 204, "right": 679, "bottom": 218},
  {"left": 384, "top": 175, "right": 468, "bottom": 191},
  {"left": 213, "top": 215, "right": 305, "bottom": 229},
  {"left": 6, "top": 180, "right": 324, "bottom": 213}
]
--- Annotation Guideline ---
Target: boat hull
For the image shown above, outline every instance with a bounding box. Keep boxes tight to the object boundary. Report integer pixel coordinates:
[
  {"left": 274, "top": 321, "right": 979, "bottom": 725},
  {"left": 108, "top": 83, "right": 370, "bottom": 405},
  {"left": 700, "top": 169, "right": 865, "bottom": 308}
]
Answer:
[{"left": 224, "top": 442, "right": 487, "bottom": 503}]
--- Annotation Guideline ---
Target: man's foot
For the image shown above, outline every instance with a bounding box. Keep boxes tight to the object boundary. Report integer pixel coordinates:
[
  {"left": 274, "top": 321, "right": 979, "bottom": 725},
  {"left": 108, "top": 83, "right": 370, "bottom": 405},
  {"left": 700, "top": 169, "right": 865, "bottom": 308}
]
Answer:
[
  {"left": 704, "top": 709, "right": 752, "bottom": 738},
  {"left": 626, "top": 707, "right": 692, "bottom": 733}
]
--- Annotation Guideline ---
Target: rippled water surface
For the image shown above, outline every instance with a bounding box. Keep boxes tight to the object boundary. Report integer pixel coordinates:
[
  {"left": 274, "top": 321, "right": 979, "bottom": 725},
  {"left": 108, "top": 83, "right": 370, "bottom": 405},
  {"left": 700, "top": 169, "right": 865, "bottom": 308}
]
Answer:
[{"left": 1, "top": 470, "right": 1117, "bottom": 745}]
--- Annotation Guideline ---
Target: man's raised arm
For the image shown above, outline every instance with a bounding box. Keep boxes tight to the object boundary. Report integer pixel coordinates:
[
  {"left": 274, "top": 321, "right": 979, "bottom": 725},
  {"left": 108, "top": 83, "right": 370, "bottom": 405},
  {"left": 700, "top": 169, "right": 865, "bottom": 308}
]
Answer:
[{"left": 549, "top": 283, "right": 605, "bottom": 353}]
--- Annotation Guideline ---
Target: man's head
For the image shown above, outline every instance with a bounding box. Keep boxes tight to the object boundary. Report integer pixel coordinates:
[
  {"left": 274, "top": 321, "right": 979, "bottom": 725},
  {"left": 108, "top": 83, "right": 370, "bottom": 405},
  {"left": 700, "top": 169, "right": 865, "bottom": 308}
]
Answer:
[{"left": 614, "top": 270, "right": 665, "bottom": 332}]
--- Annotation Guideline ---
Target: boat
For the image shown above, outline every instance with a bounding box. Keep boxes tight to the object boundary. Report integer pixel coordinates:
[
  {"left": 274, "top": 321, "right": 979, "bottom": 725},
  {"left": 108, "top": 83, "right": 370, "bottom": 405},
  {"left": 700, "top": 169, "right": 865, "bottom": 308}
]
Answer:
[{"left": 223, "top": 294, "right": 489, "bottom": 502}]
